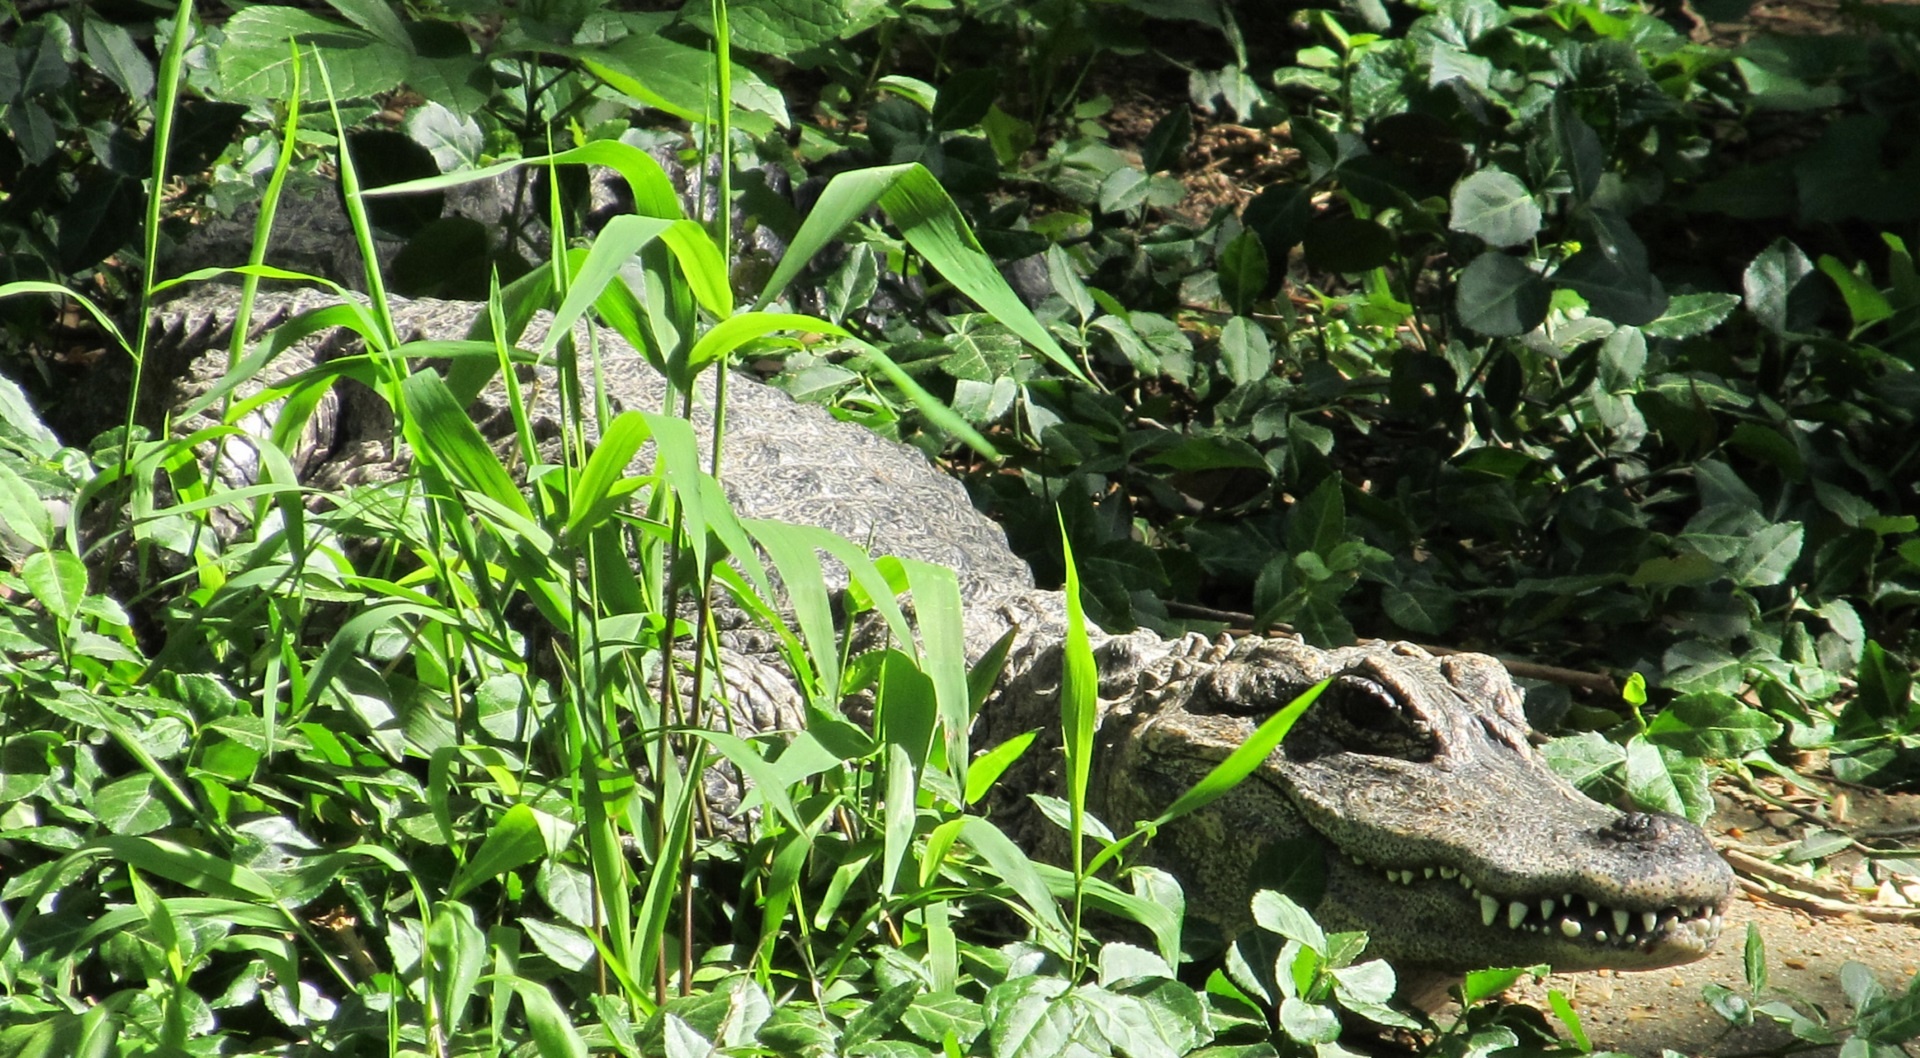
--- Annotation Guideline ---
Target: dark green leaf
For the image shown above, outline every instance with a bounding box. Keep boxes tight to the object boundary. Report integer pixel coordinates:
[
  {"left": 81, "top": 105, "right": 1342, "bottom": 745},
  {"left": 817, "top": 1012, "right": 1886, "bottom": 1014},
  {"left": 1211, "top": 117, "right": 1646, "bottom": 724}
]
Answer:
[
  {"left": 83, "top": 18, "right": 154, "bottom": 99},
  {"left": 1218, "top": 233, "right": 1269, "bottom": 317},
  {"left": 1142, "top": 107, "right": 1194, "bottom": 173},
  {"left": 1303, "top": 216, "right": 1395, "bottom": 273},
  {"left": 1217, "top": 316, "right": 1272, "bottom": 385},
  {"left": 1456, "top": 252, "right": 1550, "bottom": 336},
  {"left": 1555, "top": 249, "right": 1669, "bottom": 326},
  {"left": 933, "top": 69, "right": 999, "bottom": 131}
]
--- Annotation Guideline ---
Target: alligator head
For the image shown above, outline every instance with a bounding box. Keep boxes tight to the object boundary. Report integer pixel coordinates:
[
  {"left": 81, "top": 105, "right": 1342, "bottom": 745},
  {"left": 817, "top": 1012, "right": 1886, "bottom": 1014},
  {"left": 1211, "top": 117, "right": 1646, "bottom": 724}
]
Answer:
[{"left": 1089, "top": 635, "right": 1734, "bottom": 973}]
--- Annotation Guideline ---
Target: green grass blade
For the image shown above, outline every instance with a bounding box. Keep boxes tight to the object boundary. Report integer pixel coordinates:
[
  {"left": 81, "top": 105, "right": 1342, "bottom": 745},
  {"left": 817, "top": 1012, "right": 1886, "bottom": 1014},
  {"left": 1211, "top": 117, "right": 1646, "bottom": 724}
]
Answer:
[
  {"left": 899, "top": 557, "right": 971, "bottom": 786},
  {"left": 543, "top": 216, "right": 730, "bottom": 368},
  {"left": 449, "top": 804, "right": 547, "bottom": 900},
  {"left": 686, "top": 311, "right": 846, "bottom": 373},
  {"left": 845, "top": 337, "right": 999, "bottom": 459},
  {"left": 1084, "top": 676, "right": 1330, "bottom": 879},
  {"left": 755, "top": 162, "right": 1086, "bottom": 385},
  {"left": 567, "top": 410, "right": 654, "bottom": 539},
  {"left": 508, "top": 978, "right": 590, "bottom": 1058},
  {"left": 400, "top": 370, "right": 532, "bottom": 521},
  {"left": 955, "top": 816, "right": 1072, "bottom": 953}
]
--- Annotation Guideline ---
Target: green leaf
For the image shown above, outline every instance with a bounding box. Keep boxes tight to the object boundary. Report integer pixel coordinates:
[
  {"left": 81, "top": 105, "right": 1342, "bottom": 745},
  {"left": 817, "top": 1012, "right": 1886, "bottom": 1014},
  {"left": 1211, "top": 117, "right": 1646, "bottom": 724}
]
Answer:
[
  {"left": 1449, "top": 169, "right": 1541, "bottom": 248},
  {"left": 902, "top": 991, "right": 986, "bottom": 1048},
  {"left": 1142, "top": 106, "right": 1193, "bottom": 174},
  {"left": 1624, "top": 736, "right": 1712, "bottom": 823},
  {"left": 83, "top": 17, "right": 155, "bottom": 99},
  {"left": 983, "top": 977, "right": 1108, "bottom": 1058},
  {"left": 1547, "top": 989, "right": 1592, "bottom": 1053},
  {"left": 759, "top": 163, "right": 1084, "bottom": 385},
  {"left": 0, "top": 463, "right": 52, "bottom": 549},
  {"left": 933, "top": 68, "right": 999, "bottom": 132},
  {"left": 1644, "top": 693, "right": 1783, "bottom": 759},
  {"left": 1288, "top": 475, "right": 1346, "bottom": 557},
  {"left": 1542, "top": 731, "right": 1627, "bottom": 796},
  {"left": 1459, "top": 965, "right": 1546, "bottom": 1005},
  {"left": 1743, "top": 922, "right": 1768, "bottom": 993},
  {"left": 724, "top": 0, "right": 859, "bottom": 53},
  {"left": 565, "top": 411, "right": 654, "bottom": 539},
  {"left": 1218, "top": 233, "right": 1269, "bottom": 317},
  {"left": 219, "top": 7, "right": 404, "bottom": 101},
  {"left": 576, "top": 29, "right": 787, "bottom": 128},
  {"left": 686, "top": 311, "right": 845, "bottom": 375},
  {"left": 1146, "top": 434, "right": 1269, "bottom": 472},
  {"left": 1643, "top": 292, "right": 1741, "bottom": 338},
  {"left": 1278, "top": 997, "right": 1340, "bottom": 1044},
  {"left": 846, "top": 982, "right": 920, "bottom": 1049},
  {"left": 1743, "top": 238, "right": 1824, "bottom": 336},
  {"left": 1731, "top": 521, "right": 1803, "bottom": 587},
  {"left": 1817, "top": 254, "right": 1894, "bottom": 332},
  {"left": 511, "top": 978, "right": 589, "bottom": 1058},
  {"left": 84, "top": 835, "right": 281, "bottom": 903},
  {"left": 1556, "top": 248, "right": 1669, "bottom": 326},
  {"left": 449, "top": 803, "right": 547, "bottom": 899},
  {"left": 92, "top": 774, "right": 172, "bottom": 836},
  {"left": 966, "top": 730, "right": 1035, "bottom": 806},
  {"left": 1252, "top": 890, "right": 1325, "bottom": 954},
  {"left": 1217, "top": 316, "right": 1272, "bottom": 386},
  {"left": 1457, "top": 252, "right": 1550, "bottom": 336},
  {"left": 21, "top": 550, "right": 87, "bottom": 623},
  {"left": 1303, "top": 216, "right": 1395, "bottom": 274}
]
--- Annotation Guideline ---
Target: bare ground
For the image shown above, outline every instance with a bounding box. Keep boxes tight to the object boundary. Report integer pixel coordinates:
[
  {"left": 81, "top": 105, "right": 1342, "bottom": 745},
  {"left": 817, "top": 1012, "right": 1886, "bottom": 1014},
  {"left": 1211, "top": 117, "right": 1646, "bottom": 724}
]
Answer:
[{"left": 1501, "top": 779, "right": 1920, "bottom": 1056}]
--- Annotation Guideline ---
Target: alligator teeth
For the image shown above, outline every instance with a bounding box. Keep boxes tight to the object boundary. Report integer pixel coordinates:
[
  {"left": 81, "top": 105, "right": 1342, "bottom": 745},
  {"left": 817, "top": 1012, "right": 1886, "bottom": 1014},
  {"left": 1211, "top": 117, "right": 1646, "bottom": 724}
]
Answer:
[
  {"left": 1613, "top": 909, "right": 1630, "bottom": 936},
  {"left": 1401, "top": 870, "right": 1415, "bottom": 885},
  {"left": 1594, "top": 929, "right": 1609, "bottom": 943},
  {"left": 1439, "top": 867, "right": 1457, "bottom": 879},
  {"left": 1461, "top": 875, "right": 1474, "bottom": 889},
  {"left": 1480, "top": 894, "right": 1499, "bottom": 927},
  {"left": 1563, "top": 893, "right": 1574, "bottom": 908},
  {"left": 1507, "top": 901, "right": 1527, "bottom": 929},
  {"left": 1560, "top": 918, "right": 1581, "bottom": 939},
  {"left": 1424, "top": 867, "right": 1435, "bottom": 880},
  {"left": 1540, "top": 898, "right": 1555, "bottom": 919},
  {"left": 1642, "top": 911, "right": 1659, "bottom": 934},
  {"left": 1587, "top": 899, "right": 1600, "bottom": 917},
  {"left": 1677, "top": 905, "right": 1693, "bottom": 918}
]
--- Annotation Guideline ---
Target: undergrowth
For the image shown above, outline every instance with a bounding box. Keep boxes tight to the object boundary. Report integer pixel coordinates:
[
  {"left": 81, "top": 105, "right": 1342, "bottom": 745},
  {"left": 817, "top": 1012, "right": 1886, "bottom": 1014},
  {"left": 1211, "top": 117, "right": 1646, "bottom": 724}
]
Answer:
[{"left": 3, "top": 0, "right": 1920, "bottom": 1054}]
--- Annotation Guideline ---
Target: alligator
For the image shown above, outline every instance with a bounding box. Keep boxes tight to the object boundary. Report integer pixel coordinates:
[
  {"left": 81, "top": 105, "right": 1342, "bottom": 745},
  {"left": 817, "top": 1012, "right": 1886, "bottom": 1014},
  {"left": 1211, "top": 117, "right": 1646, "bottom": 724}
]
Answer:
[{"left": 142, "top": 276, "right": 1734, "bottom": 979}]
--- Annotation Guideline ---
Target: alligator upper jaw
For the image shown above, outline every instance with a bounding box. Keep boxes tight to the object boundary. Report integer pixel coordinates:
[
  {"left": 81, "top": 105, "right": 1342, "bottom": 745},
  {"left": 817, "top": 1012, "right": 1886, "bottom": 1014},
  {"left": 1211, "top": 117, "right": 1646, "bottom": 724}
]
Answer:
[{"left": 1314, "top": 850, "right": 1731, "bottom": 972}]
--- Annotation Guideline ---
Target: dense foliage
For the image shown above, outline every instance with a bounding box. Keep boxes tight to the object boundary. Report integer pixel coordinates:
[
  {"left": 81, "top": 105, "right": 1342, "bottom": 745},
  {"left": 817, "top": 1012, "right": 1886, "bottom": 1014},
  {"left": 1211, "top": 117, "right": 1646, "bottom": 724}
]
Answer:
[{"left": 2, "top": 0, "right": 1919, "bottom": 1054}]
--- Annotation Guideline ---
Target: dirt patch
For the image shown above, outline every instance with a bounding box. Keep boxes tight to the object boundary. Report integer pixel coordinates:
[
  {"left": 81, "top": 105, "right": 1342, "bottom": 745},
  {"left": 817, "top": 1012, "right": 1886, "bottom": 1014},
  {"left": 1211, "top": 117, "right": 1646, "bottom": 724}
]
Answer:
[
  {"left": 1505, "top": 893, "right": 1918, "bottom": 1056},
  {"left": 1499, "top": 780, "right": 1920, "bottom": 1055}
]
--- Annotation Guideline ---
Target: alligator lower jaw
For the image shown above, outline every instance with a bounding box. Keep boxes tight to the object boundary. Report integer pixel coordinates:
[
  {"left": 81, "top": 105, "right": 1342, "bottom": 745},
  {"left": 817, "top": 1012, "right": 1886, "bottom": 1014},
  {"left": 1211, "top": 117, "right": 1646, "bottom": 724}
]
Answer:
[{"left": 1341, "top": 854, "right": 1729, "bottom": 970}]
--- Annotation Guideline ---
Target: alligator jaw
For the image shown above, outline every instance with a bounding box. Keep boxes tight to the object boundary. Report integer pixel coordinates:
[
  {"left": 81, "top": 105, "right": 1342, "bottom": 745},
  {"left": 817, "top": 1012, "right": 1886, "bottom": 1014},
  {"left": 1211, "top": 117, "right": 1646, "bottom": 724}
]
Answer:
[{"left": 1316, "top": 845, "right": 1730, "bottom": 971}]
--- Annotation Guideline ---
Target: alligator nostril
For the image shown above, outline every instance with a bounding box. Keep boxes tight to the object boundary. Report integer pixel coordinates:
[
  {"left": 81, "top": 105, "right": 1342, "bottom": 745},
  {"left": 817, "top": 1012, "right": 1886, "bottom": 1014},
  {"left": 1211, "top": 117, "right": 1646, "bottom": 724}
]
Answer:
[{"left": 1599, "top": 811, "right": 1680, "bottom": 845}]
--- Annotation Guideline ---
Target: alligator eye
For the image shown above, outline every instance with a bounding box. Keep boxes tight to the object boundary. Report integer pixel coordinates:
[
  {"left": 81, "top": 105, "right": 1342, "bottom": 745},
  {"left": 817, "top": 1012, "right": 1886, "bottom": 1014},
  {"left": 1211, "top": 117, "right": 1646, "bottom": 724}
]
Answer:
[{"left": 1307, "top": 677, "right": 1438, "bottom": 760}]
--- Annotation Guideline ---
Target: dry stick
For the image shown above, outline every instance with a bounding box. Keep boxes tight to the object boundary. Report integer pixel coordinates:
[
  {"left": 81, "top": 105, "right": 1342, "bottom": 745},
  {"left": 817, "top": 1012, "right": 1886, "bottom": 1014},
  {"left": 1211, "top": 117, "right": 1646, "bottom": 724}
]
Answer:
[
  {"left": 1736, "top": 876, "right": 1920, "bottom": 924},
  {"left": 1159, "top": 600, "right": 1621, "bottom": 696}
]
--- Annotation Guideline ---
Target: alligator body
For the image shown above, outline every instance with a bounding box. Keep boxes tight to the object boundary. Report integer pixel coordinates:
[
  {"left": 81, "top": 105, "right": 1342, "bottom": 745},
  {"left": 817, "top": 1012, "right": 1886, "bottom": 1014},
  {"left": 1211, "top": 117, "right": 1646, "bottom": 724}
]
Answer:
[{"left": 146, "top": 161, "right": 1733, "bottom": 974}]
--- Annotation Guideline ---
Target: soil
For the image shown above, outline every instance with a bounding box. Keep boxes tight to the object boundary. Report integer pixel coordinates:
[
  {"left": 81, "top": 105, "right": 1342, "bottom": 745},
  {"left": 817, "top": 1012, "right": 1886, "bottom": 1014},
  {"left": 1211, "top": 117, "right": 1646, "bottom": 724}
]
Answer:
[{"left": 1498, "top": 778, "right": 1920, "bottom": 1056}]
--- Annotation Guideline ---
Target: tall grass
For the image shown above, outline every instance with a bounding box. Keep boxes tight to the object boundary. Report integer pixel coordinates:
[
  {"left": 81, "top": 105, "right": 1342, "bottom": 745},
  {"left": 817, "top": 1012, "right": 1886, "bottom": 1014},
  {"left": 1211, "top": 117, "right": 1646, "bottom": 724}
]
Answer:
[{"left": 0, "top": 3, "right": 1345, "bottom": 1053}]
